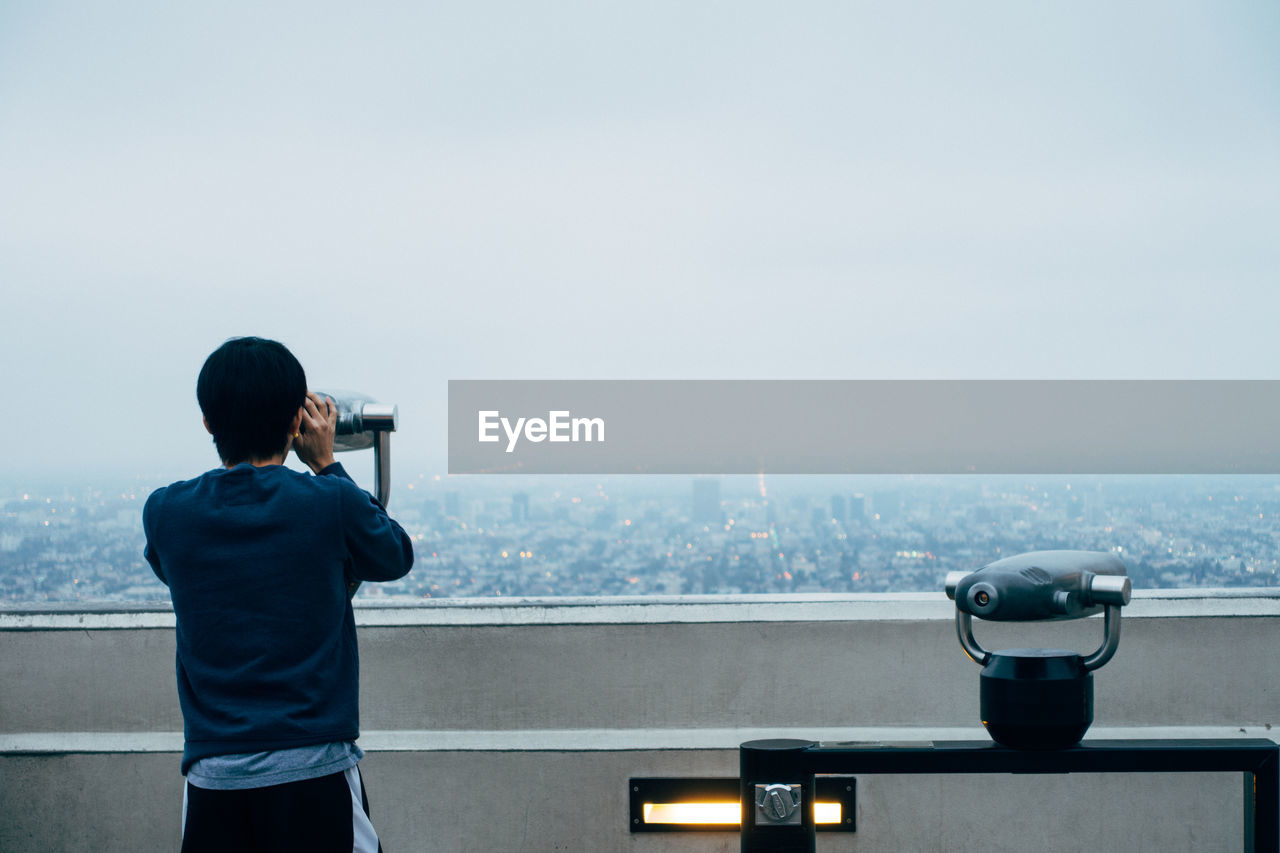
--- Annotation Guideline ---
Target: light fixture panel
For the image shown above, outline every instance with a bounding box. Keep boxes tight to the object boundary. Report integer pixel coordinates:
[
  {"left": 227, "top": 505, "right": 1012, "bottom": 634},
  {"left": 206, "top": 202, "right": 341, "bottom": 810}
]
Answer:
[{"left": 629, "top": 776, "right": 855, "bottom": 833}]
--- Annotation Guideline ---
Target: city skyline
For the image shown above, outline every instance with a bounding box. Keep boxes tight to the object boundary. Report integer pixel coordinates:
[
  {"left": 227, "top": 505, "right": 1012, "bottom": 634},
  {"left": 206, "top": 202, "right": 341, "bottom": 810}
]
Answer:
[{"left": 5, "top": 473, "right": 1277, "bottom": 606}]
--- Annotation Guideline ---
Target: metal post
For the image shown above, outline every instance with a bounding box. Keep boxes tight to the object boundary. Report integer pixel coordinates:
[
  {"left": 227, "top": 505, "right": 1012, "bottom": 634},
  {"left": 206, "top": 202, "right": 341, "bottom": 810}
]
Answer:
[
  {"left": 1246, "top": 749, "right": 1279, "bottom": 853},
  {"left": 373, "top": 430, "right": 392, "bottom": 508},
  {"left": 740, "top": 739, "right": 816, "bottom": 853}
]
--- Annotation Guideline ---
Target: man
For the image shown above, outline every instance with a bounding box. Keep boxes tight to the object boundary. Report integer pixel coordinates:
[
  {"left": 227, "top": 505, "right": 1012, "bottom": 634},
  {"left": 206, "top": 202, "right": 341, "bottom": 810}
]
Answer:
[{"left": 143, "top": 337, "right": 414, "bottom": 852}]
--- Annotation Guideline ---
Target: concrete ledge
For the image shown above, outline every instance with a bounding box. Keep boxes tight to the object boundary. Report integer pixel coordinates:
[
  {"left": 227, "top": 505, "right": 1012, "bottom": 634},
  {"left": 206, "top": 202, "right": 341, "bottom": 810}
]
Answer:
[
  {"left": 2, "top": 588, "right": 1278, "bottom": 630},
  {"left": 2, "top": 726, "right": 1277, "bottom": 755},
  {"left": 4, "top": 605, "right": 1278, "bottom": 734}
]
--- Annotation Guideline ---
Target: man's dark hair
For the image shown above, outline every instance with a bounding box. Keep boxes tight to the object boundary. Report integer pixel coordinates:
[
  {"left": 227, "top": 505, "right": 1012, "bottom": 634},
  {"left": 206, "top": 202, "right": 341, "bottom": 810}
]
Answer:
[{"left": 197, "top": 337, "right": 307, "bottom": 464}]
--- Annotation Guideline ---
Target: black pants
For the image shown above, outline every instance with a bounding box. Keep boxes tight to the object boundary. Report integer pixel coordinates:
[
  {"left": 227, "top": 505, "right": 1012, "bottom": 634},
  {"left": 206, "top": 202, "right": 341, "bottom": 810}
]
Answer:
[{"left": 181, "top": 767, "right": 383, "bottom": 853}]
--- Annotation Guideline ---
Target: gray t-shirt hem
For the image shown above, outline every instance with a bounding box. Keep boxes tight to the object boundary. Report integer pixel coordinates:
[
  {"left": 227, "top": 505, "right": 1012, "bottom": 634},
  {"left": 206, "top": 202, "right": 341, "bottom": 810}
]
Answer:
[{"left": 186, "top": 741, "right": 364, "bottom": 790}]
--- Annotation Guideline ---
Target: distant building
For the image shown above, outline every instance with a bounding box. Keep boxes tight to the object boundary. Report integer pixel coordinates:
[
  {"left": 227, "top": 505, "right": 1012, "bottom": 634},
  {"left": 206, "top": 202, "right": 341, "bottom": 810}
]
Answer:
[
  {"left": 691, "top": 479, "right": 721, "bottom": 523},
  {"left": 512, "top": 492, "right": 530, "bottom": 523},
  {"left": 831, "top": 495, "right": 847, "bottom": 523}
]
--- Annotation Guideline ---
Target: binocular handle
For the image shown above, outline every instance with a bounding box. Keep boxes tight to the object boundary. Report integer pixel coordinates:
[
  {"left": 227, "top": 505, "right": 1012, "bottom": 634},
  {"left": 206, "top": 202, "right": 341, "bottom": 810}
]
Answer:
[{"left": 955, "top": 604, "right": 1123, "bottom": 672}]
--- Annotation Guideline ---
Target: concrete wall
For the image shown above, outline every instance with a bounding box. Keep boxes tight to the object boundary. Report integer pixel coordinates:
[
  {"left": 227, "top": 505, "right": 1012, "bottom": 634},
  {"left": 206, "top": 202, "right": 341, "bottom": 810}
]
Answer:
[
  {"left": 0, "top": 750, "right": 1247, "bottom": 853},
  {"left": 2, "top": 592, "right": 1277, "bottom": 851}
]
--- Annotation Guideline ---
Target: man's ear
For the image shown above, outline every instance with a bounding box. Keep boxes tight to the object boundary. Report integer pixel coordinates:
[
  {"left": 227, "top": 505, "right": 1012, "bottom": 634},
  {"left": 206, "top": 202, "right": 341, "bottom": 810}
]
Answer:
[
  {"left": 203, "top": 416, "right": 213, "bottom": 435},
  {"left": 289, "top": 410, "right": 304, "bottom": 437}
]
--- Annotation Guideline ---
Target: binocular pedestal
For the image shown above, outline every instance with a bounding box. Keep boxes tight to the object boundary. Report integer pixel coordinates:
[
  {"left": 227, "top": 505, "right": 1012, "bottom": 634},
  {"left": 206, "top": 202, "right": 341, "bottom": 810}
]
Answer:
[
  {"left": 980, "top": 649, "right": 1093, "bottom": 749},
  {"left": 956, "top": 601, "right": 1122, "bottom": 749}
]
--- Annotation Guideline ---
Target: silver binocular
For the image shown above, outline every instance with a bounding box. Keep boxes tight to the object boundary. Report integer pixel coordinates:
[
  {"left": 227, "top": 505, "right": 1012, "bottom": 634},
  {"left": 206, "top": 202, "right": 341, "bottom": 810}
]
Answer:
[
  {"left": 313, "top": 390, "right": 398, "bottom": 509},
  {"left": 313, "top": 390, "right": 399, "bottom": 599},
  {"left": 944, "top": 550, "right": 1132, "bottom": 749}
]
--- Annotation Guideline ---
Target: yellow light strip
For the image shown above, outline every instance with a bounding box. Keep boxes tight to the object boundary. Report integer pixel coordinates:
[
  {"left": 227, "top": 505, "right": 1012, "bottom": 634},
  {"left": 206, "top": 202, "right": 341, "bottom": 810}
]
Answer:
[
  {"left": 641, "top": 802, "right": 842, "bottom": 825},
  {"left": 643, "top": 802, "right": 742, "bottom": 824},
  {"left": 814, "top": 802, "right": 842, "bottom": 824}
]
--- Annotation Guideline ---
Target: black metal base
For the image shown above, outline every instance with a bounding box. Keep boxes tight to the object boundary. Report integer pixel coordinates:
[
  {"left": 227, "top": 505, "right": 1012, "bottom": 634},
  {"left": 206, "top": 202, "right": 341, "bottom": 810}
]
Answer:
[{"left": 980, "top": 648, "right": 1092, "bottom": 749}]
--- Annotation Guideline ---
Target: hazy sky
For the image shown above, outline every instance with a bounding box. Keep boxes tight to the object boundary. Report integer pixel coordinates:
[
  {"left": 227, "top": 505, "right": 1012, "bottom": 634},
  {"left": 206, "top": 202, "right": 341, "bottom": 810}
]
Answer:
[{"left": 2, "top": 1, "right": 1278, "bottom": 484}]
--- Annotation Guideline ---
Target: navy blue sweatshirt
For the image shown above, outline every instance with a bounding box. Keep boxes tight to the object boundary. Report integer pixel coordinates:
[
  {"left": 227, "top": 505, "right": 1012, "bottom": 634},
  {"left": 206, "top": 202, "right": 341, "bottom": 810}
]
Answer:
[{"left": 142, "top": 462, "right": 414, "bottom": 773}]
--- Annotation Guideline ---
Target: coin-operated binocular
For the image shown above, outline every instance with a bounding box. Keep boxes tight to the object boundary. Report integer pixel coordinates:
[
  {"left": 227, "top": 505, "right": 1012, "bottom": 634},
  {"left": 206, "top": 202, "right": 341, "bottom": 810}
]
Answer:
[
  {"left": 944, "top": 550, "right": 1131, "bottom": 749},
  {"left": 314, "top": 390, "right": 398, "bottom": 597}
]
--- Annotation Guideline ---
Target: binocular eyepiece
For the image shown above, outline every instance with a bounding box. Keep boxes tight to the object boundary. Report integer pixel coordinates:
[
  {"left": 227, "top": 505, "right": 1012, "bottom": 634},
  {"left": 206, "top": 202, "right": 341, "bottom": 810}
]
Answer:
[{"left": 316, "top": 390, "right": 398, "bottom": 453}]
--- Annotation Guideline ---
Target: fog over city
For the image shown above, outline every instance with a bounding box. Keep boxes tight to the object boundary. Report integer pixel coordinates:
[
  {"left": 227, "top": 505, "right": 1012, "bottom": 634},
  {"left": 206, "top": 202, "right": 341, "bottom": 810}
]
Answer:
[
  {"left": 2, "top": 2, "right": 1278, "bottom": 599},
  {"left": 5, "top": 472, "right": 1278, "bottom": 604}
]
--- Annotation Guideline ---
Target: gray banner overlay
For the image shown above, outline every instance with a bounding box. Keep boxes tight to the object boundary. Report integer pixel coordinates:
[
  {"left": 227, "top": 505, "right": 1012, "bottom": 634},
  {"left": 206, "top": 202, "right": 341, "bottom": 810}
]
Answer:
[{"left": 448, "top": 380, "right": 1280, "bottom": 475}]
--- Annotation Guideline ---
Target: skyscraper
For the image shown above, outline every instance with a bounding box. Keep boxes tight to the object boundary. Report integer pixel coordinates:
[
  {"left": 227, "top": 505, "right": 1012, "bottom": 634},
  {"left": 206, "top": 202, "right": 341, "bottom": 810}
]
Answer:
[
  {"left": 512, "top": 492, "right": 530, "bottom": 523},
  {"left": 691, "top": 479, "right": 721, "bottom": 523}
]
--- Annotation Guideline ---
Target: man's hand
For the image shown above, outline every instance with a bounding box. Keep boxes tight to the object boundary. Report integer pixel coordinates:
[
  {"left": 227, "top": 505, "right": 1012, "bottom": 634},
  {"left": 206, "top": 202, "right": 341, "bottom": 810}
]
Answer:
[{"left": 293, "top": 391, "right": 338, "bottom": 474}]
